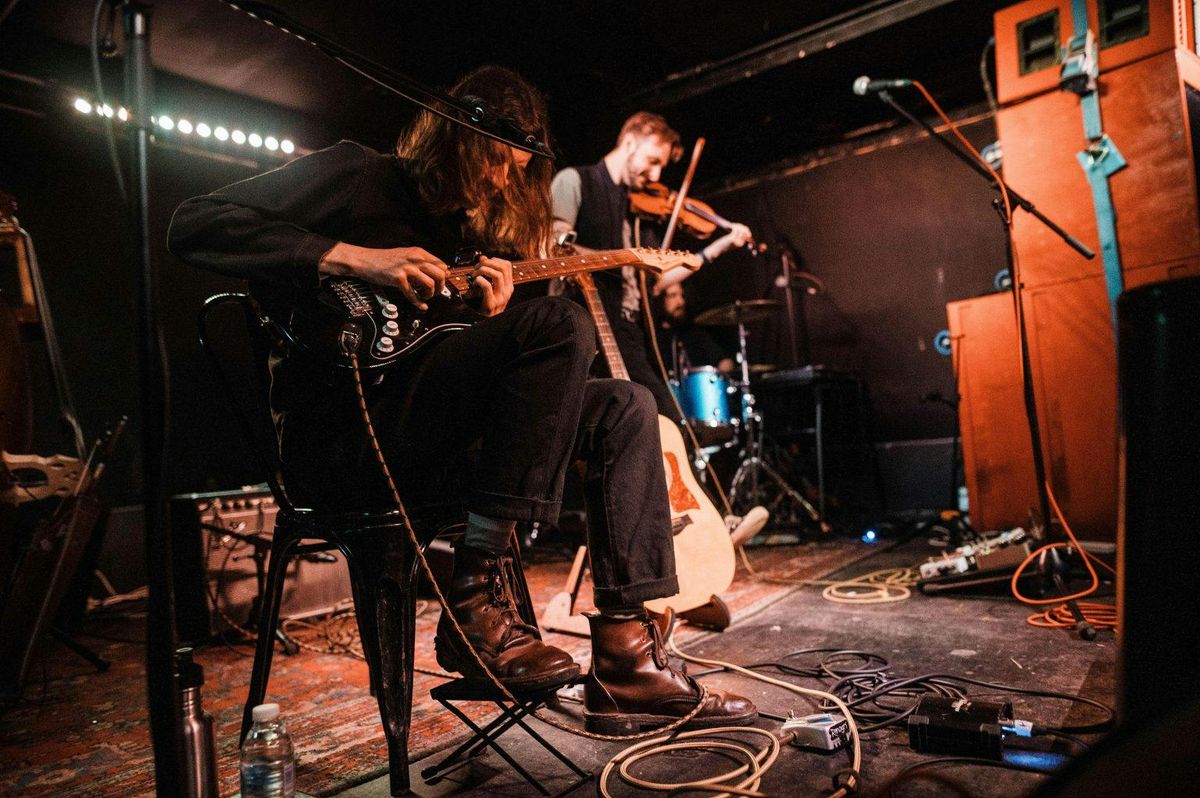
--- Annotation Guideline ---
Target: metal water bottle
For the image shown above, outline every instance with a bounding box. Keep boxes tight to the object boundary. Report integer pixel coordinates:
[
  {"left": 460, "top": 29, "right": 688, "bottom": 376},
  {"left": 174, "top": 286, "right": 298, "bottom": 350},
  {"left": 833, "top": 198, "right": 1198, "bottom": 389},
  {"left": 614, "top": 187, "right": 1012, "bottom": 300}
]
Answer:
[{"left": 174, "top": 646, "right": 219, "bottom": 798}]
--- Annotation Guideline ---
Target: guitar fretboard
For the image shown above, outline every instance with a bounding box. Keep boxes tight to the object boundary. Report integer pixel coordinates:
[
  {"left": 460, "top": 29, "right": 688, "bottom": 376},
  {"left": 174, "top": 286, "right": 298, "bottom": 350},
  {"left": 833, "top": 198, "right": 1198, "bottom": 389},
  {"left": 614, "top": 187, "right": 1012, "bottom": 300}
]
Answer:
[
  {"left": 574, "top": 272, "right": 630, "bottom": 382},
  {"left": 446, "top": 250, "right": 641, "bottom": 293}
]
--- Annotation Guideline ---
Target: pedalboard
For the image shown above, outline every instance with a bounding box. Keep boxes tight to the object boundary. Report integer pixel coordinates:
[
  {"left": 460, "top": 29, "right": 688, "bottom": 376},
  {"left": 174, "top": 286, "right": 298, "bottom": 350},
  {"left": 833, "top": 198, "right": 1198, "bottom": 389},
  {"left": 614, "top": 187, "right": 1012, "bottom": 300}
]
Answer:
[{"left": 918, "top": 527, "right": 1030, "bottom": 582}]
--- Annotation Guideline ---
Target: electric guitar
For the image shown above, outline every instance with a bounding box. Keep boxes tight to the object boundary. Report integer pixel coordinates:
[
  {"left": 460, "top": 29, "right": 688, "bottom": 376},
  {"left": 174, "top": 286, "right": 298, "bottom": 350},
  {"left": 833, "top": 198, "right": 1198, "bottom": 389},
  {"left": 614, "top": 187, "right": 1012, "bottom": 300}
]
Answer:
[
  {"left": 289, "top": 247, "right": 700, "bottom": 368},
  {"left": 573, "top": 272, "right": 736, "bottom": 615}
]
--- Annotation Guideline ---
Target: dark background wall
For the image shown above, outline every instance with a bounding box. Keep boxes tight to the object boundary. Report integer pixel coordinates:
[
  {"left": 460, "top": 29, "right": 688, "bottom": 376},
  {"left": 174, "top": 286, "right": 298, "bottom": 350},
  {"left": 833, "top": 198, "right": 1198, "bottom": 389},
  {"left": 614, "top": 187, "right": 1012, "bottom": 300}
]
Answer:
[
  {"left": 685, "top": 116, "right": 1010, "bottom": 443},
  {"left": 4, "top": 109, "right": 263, "bottom": 504}
]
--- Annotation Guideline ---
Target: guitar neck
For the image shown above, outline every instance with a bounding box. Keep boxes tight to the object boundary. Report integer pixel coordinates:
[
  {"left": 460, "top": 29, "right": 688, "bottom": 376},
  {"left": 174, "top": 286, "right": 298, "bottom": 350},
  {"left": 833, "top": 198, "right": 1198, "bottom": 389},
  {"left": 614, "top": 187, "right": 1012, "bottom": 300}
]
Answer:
[
  {"left": 574, "top": 272, "right": 630, "bottom": 381},
  {"left": 444, "top": 249, "right": 642, "bottom": 293}
]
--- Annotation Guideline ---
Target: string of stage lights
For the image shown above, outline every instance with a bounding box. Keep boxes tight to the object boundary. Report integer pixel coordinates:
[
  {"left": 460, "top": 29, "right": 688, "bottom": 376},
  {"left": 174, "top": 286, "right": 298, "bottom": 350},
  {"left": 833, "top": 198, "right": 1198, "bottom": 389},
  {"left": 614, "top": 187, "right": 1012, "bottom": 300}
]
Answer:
[{"left": 69, "top": 94, "right": 306, "bottom": 159}]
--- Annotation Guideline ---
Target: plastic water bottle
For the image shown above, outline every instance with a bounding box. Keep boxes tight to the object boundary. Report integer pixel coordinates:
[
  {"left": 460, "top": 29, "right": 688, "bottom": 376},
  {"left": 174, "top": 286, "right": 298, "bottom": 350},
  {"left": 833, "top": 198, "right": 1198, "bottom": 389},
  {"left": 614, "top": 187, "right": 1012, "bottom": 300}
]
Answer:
[{"left": 240, "top": 703, "right": 296, "bottom": 798}]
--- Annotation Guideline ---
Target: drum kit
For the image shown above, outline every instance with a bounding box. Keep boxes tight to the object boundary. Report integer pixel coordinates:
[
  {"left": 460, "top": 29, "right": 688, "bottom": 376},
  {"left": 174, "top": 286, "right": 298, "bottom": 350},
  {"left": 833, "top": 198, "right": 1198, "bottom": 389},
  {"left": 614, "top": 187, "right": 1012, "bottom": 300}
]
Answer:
[{"left": 668, "top": 299, "right": 827, "bottom": 533}]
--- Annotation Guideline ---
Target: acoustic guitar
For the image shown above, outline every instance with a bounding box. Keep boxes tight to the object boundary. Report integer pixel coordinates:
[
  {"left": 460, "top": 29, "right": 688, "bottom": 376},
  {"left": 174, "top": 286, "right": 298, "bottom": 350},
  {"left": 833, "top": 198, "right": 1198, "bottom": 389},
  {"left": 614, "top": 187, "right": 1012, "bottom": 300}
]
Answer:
[{"left": 573, "top": 272, "right": 736, "bottom": 615}]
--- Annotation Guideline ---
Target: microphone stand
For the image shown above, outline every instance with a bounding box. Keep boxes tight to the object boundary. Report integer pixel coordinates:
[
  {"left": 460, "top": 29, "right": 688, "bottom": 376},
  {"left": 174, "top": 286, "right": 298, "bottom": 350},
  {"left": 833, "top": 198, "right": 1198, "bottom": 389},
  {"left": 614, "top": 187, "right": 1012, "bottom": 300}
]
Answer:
[
  {"left": 875, "top": 89, "right": 1098, "bottom": 640},
  {"left": 775, "top": 241, "right": 811, "bottom": 368},
  {"left": 116, "top": 2, "right": 187, "bottom": 793}
]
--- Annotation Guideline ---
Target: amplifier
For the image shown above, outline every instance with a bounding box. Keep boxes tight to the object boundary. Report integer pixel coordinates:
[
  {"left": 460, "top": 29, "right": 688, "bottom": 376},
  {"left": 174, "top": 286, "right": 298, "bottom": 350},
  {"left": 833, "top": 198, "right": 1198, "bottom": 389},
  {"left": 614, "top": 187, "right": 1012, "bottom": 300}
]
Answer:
[{"left": 170, "top": 486, "right": 353, "bottom": 645}]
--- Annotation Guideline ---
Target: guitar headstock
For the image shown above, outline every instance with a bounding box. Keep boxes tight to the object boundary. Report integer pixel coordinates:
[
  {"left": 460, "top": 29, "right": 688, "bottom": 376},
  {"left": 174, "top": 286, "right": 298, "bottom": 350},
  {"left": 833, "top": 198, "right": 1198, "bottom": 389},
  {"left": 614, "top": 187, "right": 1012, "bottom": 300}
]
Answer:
[{"left": 630, "top": 247, "right": 704, "bottom": 273}]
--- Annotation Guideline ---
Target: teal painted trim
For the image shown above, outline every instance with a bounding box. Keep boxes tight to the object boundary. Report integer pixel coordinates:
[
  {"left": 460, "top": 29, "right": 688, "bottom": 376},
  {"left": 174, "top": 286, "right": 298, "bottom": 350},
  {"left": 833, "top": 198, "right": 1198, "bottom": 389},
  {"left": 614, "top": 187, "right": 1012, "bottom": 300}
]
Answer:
[{"left": 1077, "top": 135, "right": 1127, "bottom": 321}]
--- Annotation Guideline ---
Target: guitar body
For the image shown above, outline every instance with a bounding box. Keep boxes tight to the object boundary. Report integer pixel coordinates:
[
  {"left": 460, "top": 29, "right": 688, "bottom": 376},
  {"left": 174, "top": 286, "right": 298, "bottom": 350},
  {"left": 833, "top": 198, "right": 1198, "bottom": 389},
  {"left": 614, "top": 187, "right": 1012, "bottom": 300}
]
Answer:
[
  {"left": 644, "top": 415, "right": 736, "bottom": 615},
  {"left": 286, "top": 248, "right": 700, "bottom": 369},
  {"left": 290, "top": 278, "right": 483, "bottom": 368},
  {"left": 570, "top": 272, "right": 735, "bottom": 616}
]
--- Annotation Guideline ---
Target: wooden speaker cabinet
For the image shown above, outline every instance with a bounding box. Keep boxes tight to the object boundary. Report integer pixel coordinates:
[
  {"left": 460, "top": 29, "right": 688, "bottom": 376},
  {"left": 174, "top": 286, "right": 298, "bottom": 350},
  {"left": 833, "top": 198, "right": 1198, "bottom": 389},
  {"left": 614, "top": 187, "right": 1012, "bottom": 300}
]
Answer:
[
  {"left": 947, "top": 292, "right": 1039, "bottom": 533},
  {"left": 952, "top": 0, "right": 1200, "bottom": 540}
]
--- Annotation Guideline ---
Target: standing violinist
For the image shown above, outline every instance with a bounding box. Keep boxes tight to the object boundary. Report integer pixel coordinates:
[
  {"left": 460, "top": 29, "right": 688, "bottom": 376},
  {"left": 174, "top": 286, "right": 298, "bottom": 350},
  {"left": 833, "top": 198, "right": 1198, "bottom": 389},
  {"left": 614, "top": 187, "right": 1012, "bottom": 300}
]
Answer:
[{"left": 550, "top": 111, "right": 752, "bottom": 418}]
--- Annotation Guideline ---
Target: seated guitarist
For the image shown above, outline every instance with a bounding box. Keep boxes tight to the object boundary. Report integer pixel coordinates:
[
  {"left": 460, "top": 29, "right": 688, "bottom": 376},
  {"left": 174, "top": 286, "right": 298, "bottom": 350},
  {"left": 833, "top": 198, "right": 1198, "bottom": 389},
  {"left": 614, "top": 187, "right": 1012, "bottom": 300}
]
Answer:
[{"left": 167, "top": 65, "right": 754, "bottom": 733}]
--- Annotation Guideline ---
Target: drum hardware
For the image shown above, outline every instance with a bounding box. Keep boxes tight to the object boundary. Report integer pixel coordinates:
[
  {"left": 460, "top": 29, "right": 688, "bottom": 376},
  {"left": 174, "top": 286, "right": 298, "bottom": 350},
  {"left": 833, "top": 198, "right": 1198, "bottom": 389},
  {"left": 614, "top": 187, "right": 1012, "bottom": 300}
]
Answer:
[
  {"left": 689, "top": 300, "right": 829, "bottom": 535},
  {"left": 693, "top": 298, "right": 782, "bottom": 327}
]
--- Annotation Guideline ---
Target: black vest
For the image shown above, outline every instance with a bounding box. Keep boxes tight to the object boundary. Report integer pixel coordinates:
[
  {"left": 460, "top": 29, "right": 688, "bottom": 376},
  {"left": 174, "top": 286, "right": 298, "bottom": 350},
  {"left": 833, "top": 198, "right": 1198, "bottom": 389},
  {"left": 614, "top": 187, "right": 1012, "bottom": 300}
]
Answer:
[{"left": 571, "top": 160, "right": 660, "bottom": 325}]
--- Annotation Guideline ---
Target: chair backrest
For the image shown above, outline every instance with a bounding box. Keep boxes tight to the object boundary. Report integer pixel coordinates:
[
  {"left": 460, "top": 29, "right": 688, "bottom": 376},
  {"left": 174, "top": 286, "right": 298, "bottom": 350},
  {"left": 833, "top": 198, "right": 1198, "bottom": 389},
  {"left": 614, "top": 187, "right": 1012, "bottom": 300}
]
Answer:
[{"left": 196, "top": 292, "right": 296, "bottom": 515}]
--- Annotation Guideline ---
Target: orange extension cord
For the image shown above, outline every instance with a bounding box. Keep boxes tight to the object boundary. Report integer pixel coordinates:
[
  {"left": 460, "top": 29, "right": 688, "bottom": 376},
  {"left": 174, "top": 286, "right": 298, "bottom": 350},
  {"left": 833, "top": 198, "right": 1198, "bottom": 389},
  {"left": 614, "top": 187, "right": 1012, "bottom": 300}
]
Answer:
[
  {"left": 1010, "top": 483, "right": 1118, "bottom": 632},
  {"left": 909, "top": 84, "right": 1117, "bottom": 634}
]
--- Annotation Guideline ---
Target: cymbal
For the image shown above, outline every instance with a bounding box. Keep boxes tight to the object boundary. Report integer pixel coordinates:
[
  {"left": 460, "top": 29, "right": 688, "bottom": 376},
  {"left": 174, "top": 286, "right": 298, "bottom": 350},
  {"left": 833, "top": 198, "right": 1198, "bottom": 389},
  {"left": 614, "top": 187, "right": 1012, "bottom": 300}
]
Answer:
[
  {"left": 749, "top": 363, "right": 778, "bottom": 374},
  {"left": 694, "top": 299, "right": 783, "bottom": 326}
]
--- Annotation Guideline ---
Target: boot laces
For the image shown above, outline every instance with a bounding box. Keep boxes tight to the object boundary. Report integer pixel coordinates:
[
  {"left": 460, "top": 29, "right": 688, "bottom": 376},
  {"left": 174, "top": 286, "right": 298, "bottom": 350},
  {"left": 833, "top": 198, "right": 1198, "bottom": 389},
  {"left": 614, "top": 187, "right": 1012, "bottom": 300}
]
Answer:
[{"left": 489, "top": 555, "right": 539, "bottom": 645}]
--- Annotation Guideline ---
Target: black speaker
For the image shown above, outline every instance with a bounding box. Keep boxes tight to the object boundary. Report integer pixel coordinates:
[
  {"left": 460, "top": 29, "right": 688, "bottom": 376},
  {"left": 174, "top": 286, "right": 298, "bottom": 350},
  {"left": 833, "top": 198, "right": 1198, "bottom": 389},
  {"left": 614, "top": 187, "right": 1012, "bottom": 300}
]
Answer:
[{"left": 1117, "top": 276, "right": 1200, "bottom": 727}]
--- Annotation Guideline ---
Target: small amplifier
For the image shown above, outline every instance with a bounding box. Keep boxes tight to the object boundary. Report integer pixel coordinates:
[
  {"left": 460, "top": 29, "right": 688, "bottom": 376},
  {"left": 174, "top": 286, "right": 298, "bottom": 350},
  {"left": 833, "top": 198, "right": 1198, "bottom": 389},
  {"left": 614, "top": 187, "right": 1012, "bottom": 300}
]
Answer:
[{"left": 170, "top": 486, "right": 353, "bottom": 645}]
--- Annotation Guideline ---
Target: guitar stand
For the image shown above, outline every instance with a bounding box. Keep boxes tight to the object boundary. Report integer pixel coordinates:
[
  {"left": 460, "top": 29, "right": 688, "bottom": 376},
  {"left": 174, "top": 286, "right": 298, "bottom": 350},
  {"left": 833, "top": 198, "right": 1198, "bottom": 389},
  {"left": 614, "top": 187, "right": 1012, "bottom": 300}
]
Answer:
[
  {"left": 421, "top": 677, "right": 590, "bottom": 796},
  {"left": 49, "top": 626, "right": 110, "bottom": 672}
]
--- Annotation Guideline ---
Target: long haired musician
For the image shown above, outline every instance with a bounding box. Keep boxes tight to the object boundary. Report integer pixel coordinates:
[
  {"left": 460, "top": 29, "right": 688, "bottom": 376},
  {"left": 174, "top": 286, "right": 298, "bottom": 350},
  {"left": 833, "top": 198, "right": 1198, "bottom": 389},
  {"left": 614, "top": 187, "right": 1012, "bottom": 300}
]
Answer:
[{"left": 168, "top": 65, "right": 755, "bottom": 733}]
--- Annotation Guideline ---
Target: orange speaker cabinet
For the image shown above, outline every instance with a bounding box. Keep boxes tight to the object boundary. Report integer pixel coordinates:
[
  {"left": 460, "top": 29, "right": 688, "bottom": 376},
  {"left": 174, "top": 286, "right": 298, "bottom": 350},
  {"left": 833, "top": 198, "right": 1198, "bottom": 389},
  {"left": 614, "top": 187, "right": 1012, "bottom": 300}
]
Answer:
[
  {"left": 1023, "top": 273, "right": 1119, "bottom": 540},
  {"left": 996, "top": 0, "right": 1191, "bottom": 105},
  {"left": 947, "top": 292, "right": 1040, "bottom": 534},
  {"left": 997, "top": 48, "right": 1200, "bottom": 290}
]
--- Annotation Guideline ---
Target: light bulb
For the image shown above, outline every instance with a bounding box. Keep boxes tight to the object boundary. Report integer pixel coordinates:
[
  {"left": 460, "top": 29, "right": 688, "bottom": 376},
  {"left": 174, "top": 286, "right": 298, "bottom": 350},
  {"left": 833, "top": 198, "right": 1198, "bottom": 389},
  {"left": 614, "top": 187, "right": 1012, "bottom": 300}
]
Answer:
[
  {"left": 196, "top": 123, "right": 211, "bottom": 138},
  {"left": 280, "top": 139, "right": 295, "bottom": 154},
  {"left": 231, "top": 129, "right": 246, "bottom": 144},
  {"left": 177, "top": 119, "right": 193, "bottom": 134},
  {"left": 158, "top": 115, "right": 175, "bottom": 131},
  {"left": 214, "top": 126, "right": 230, "bottom": 141},
  {"left": 73, "top": 97, "right": 93, "bottom": 114},
  {"left": 248, "top": 133, "right": 263, "bottom": 148}
]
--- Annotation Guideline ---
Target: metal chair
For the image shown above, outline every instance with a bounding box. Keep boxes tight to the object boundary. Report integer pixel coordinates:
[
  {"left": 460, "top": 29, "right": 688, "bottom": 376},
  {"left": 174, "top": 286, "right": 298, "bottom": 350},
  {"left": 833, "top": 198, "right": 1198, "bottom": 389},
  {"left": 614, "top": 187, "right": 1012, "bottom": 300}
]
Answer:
[{"left": 198, "top": 292, "right": 436, "bottom": 796}]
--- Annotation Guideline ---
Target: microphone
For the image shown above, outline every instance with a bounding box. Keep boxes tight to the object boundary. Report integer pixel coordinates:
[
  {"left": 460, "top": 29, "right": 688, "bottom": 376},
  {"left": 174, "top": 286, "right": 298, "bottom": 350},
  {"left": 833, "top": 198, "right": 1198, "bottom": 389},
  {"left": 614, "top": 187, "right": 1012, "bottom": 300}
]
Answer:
[{"left": 852, "top": 76, "right": 913, "bottom": 95}]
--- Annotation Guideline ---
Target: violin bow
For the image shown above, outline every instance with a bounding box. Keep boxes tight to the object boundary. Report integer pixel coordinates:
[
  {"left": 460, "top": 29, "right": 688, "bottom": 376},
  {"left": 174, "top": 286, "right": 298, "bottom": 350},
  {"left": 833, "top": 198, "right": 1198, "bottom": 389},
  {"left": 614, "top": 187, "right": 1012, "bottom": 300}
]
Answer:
[{"left": 659, "top": 137, "right": 706, "bottom": 252}]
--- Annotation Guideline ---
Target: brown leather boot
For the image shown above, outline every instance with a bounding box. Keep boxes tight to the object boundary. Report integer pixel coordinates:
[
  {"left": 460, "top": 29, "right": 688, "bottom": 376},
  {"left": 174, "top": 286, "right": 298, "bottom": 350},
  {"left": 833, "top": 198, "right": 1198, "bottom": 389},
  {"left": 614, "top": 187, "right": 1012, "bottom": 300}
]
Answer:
[
  {"left": 583, "top": 610, "right": 757, "bottom": 733},
  {"left": 435, "top": 544, "right": 580, "bottom": 691}
]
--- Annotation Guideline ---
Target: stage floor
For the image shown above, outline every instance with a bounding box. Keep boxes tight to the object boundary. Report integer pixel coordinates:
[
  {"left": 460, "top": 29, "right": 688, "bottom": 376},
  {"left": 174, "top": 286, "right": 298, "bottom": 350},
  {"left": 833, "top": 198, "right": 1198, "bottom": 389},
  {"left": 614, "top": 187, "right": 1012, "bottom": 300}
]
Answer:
[
  {"left": 0, "top": 535, "right": 1116, "bottom": 797},
  {"left": 344, "top": 537, "right": 1116, "bottom": 798}
]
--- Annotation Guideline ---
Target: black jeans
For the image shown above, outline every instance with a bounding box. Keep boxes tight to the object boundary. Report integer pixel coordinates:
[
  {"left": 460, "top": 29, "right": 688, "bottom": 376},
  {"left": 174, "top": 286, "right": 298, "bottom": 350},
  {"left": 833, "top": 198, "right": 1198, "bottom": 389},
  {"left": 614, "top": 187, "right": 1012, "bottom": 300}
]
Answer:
[{"left": 374, "top": 297, "right": 678, "bottom": 608}]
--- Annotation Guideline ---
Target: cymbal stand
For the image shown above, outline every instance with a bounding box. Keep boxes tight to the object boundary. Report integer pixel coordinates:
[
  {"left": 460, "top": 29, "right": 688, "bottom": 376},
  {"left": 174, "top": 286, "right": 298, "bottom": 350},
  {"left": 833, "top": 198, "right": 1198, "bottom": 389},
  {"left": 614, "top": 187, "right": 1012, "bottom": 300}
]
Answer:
[{"left": 726, "top": 317, "right": 826, "bottom": 532}]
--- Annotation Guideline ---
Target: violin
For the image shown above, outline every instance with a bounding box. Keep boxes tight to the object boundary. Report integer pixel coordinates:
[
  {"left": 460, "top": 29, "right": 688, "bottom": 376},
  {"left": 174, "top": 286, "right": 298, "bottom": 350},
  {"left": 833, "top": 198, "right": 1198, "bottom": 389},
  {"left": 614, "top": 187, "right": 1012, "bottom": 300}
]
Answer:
[{"left": 628, "top": 182, "right": 761, "bottom": 253}]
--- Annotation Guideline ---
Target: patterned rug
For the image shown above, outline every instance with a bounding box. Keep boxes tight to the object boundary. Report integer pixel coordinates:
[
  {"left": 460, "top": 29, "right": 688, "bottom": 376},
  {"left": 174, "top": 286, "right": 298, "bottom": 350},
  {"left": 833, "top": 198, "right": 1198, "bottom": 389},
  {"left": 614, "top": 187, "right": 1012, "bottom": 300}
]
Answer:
[{"left": 0, "top": 539, "right": 873, "bottom": 797}]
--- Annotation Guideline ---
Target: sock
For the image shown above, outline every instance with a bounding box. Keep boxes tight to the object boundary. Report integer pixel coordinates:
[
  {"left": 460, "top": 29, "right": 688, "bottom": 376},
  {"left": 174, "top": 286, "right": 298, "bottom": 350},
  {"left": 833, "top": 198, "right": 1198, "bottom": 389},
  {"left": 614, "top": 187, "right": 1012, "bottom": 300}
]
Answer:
[
  {"left": 598, "top": 603, "right": 645, "bottom": 620},
  {"left": 463, "top": 512, "right": 517, "bottom": 555}
]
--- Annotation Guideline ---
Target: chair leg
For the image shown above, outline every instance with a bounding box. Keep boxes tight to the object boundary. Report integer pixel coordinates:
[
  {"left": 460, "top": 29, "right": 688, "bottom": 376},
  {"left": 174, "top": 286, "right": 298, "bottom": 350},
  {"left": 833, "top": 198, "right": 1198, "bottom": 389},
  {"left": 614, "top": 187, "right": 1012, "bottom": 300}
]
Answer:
[
  {"left": 342, "top": 544, "right": 383, "bottom": 698},
  {"left": 240, "top": 532, "right": 301, "bottom": 745},
  {"left": 349, "top": 533, "right": 418, "bottom": 797}
]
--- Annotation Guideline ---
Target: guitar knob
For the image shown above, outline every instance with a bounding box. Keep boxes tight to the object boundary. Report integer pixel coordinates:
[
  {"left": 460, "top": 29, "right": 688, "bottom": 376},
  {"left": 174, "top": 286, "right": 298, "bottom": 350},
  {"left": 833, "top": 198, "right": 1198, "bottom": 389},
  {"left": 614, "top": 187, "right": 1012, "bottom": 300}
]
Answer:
[
  {"left": 383, "top": 320, "right": 400, "bottom": 336},
  {"left": 381, "top": 303, "right": 399, "bottom": 319},
  {"left": 376, "top": 336, "right": 395, "bottom": 354}
]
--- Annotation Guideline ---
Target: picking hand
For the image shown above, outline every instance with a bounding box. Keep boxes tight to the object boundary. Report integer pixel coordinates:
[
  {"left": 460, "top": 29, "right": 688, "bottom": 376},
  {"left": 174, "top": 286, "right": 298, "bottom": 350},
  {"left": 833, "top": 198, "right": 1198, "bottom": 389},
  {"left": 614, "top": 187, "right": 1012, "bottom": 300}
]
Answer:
[
  {"left": 466, "top": 256, "right": 515, "bottom": 317},
  {"left": 319, "top": 243, "right": 448, "bottom": 311}
]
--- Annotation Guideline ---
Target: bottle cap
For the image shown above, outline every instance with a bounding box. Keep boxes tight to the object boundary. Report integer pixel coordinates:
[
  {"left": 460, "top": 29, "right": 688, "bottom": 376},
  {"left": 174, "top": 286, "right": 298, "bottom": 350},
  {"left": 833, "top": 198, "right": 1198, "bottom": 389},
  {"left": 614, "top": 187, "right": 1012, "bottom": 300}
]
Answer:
[
  {"left": 252, "top": 703, "right": 280, "bottom": 723},
  {"left": 173, "top": 647, "right": 204, "bottom": 689}
]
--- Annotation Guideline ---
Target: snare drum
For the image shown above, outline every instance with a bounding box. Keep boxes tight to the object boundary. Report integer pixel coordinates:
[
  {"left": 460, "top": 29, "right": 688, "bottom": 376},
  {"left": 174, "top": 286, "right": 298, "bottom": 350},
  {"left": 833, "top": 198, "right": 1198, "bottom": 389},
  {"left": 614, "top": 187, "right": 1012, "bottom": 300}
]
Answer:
[{"left": 676, "top": 367, "right": 739, "bottom": 448}]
